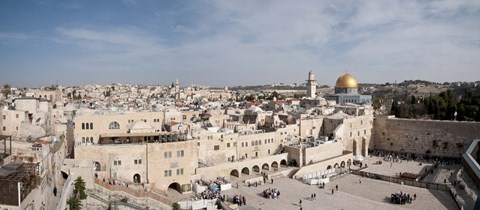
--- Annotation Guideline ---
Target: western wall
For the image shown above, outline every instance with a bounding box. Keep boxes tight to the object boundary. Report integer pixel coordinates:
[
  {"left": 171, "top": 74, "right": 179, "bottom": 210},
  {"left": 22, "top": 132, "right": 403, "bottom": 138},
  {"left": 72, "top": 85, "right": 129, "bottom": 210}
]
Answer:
[{"left": 373, "top": 115, "right": 480, "bottom": 157}]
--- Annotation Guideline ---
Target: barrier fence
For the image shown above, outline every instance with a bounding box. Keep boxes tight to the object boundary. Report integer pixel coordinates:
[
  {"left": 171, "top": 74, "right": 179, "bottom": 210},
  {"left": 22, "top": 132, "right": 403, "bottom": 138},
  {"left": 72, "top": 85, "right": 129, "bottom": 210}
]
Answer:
[
  {"left": 351, "top": 170, "right": 449, "bottom": 191},
  {"left": 94, "top": 179, "right": 172, "bottom": 206}
]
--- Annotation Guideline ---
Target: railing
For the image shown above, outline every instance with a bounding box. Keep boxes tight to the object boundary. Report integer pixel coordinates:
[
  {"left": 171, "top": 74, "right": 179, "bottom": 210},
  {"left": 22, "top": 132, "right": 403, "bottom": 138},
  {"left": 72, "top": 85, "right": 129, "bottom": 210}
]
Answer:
[
  {"left": 351, "top": 170, "right": 450, "bottom": 191},
  {"left": 95, "top": 179, "right": 172, "bottom": 206}
]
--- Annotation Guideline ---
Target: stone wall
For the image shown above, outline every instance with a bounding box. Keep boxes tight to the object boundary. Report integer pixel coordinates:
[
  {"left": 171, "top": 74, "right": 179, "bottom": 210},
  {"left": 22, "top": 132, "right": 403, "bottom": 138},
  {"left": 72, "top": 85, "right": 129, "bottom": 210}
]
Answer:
[{"left": 374, "top": 116, "right": 480, "bottom": 157}]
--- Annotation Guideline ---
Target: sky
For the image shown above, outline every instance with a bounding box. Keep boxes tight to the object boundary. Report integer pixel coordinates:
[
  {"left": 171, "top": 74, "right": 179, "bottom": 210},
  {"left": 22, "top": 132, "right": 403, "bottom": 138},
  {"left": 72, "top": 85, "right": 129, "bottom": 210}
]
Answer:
[{"left": 0, "top": 0, "right": 479, "bottom": 87}]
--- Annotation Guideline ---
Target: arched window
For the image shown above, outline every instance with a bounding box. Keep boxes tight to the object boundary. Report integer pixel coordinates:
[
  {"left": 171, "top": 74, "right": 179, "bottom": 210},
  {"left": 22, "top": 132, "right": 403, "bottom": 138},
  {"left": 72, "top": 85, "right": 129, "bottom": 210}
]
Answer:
[
  {"left": 86, "top": 123, "right": 89, "bottom": 130},
  {"left": 82, "top": 123, "right": 85, "bottom": 129},
  {"left": 82, "top": 137, "right": 85, "bottom": 143},
  {"left": 90, "top": 123, "right": 93, "bottom": 129},
  {"left": 109, "top": 121, "right": 120, "bottom": 129}
]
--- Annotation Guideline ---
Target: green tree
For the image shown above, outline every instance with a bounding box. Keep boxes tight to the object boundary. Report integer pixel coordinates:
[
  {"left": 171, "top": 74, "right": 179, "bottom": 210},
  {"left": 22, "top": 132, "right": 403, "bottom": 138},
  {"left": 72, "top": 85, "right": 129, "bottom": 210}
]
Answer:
[
  {"left": 2, "top": 84, "right": 11, "bottom": 97},
  {"left": 67, "top": 197, "right": 82, "bottom": 210},
  {"left": 73, "top": 176, "right": 87, "bottom": 200},
  {"left": 172, "top": 202, "right": 181, "bottom": 210}
]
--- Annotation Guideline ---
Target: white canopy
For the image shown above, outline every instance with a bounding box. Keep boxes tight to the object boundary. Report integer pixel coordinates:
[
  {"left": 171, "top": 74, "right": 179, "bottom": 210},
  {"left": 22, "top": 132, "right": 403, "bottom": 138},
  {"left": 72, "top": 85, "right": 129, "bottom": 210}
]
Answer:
[{"left": 352, "top": 155, "right": 364, "bottom": 161}]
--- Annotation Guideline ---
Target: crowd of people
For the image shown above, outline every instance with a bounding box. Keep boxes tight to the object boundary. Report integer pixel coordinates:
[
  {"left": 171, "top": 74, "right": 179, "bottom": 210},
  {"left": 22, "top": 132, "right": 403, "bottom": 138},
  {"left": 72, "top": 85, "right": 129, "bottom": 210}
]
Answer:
[
  {"left": 199, "top": 189, "right": 221, "bottom": 200},
  {"left": 263, "top": 188, "right": 280, "bottom": 199},
  {"left": 231, "top": 194, "right": 247, "bottom": 206},
  {"left": 390, "top": 191, "right": 416, "bottom": 205}
]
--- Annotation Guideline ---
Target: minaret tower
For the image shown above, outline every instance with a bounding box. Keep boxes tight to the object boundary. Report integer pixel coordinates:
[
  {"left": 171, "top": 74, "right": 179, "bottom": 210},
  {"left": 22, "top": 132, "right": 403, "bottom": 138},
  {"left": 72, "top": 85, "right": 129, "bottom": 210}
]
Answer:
[{"left": 306, "top": 71, "right": 317, "bottom": 98}]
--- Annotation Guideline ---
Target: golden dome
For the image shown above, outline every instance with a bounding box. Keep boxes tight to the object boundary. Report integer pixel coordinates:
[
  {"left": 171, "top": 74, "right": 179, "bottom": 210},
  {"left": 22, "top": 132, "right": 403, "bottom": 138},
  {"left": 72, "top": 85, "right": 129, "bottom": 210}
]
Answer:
[{"left": 335, "top": 73, "right": 358, "bottom": 88}]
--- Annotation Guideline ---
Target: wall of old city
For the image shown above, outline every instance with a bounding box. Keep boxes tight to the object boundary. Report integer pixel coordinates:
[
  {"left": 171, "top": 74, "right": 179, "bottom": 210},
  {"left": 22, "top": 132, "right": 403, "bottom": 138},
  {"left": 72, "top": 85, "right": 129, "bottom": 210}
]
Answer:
[
  {"left": 299, "top": 117, "right": 323, "bottom": 138},
  {"left": 303, "top": 141, "right": 345, "bottom": 165},
  {"left": 373, "top": 116, "right": 480, "bottom": 157}
]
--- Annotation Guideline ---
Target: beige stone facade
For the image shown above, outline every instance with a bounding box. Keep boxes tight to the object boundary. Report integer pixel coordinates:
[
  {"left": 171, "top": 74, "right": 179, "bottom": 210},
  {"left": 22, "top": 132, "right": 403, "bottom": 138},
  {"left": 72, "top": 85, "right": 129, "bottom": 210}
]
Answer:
[{"left": 373, "top": 115, "right": 480, "bottom": 157}]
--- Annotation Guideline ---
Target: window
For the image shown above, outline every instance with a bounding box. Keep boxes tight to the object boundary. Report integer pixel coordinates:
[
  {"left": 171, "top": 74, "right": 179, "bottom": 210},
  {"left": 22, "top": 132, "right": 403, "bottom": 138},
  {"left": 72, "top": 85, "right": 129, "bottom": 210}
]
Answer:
[
  {"left": 114, "top": 160, "right": 121, "bottom": 166},
  {"left": 86, "top": 123, "right": 89, "bottom": 129},
  {"left": 164, "top": 170, "right": 172, "bottom": 177},
  {"left": 182, "top": 115, "right": 187, "bottom": 120},
  {"left": 214, "top": 145, "right": 220, "bottom": 150},
  {"left": 358, "top": 131, "right": 360, "bottom": 136},
  {"left": 16, "top": 114, "right": 19, "bottom": 118},
  {"left": 109, "top": 121, "right": 120, "bottom": 129},
  {"left": 176, "top": 168, "right": 184, "bottom": 175},
  {"left": 246, "top": 142, "right": 248, "bottom": 147},
  {"left": 82, "top": 123, "right": 85, "bottom": 129},
  {"left": 2, "top": 115, "right": 5, "bottom": 120},
  {"left": 177, "top": 150, "right": 184, "bottom": 157},
  {"left": 227, "top": 143, "right": 230, "bottom": 148},
  {"left": 364, "top": 130, "right": 367, "bottom": 134},
  {"left": 90, "top": 123, "right": 93, "bottom": 129},
  {"left": 134, "top": 159, "right": 138, "bottom": 164},
  {"left": 164, "top": 151, "right": 172, "bottom": 158},
  {"left": 241, "top": 142, "right": 244, "bottom": 147},
  {"left": 134, "top": 159, "right": 142, "bottom": 164},
  {"left": 350, "top": 132, "right": 352, "bottom": 137},
  {"left": 2, "top": 126, "right": 5, "bottom": 131},
  {"left": 82, "top": 137, "right": 85, "bottom": 143}
]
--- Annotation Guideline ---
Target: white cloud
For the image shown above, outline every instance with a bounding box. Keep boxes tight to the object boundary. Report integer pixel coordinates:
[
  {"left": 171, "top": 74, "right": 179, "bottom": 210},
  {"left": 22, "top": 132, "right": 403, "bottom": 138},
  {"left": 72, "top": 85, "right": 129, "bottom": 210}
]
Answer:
[{"left": 50, "top": 0, "right": 480, "bottom": 85}]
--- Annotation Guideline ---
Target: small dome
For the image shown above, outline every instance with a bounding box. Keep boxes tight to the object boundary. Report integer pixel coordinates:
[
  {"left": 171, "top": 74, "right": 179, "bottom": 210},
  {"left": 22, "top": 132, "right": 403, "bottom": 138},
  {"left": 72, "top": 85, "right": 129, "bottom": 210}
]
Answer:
[{"left": 335, "top": 73, "right": 358, "bottom": 88}]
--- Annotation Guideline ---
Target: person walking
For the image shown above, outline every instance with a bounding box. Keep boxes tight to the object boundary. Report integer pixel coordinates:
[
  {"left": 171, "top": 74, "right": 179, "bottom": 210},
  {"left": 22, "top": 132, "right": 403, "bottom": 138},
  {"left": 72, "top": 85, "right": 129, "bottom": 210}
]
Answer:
[
  {"left": 299, "top": 198, "right": 302, "bottom": 206},
  {"left": 336, "top": 184, "right": 338, "bottom": 191},
  {"left": 332, "top": 189, "right": 334, "bottom": 194}
]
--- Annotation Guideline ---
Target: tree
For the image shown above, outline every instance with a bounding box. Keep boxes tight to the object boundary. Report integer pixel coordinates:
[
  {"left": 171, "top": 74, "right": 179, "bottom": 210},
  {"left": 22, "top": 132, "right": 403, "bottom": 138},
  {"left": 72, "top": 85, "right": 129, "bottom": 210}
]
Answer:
[
  {"left": 73, "top": 176, "right": 87, "bottom": 200},
  {"left": 67, "top": 197, "right": 82, "bottom": 210},
  {"left": 172, "top": 202, "right": 181, "bottom": 210},
  {"left": 2, "top": 84, "right": 11, "bottom": 97}
]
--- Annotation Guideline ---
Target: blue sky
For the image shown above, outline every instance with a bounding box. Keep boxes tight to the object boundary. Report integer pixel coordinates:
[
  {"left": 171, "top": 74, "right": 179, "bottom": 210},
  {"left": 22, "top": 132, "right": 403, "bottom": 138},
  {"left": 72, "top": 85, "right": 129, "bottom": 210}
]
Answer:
[{"left": 1, "top": 0, "right": 479, "bottom": 87}]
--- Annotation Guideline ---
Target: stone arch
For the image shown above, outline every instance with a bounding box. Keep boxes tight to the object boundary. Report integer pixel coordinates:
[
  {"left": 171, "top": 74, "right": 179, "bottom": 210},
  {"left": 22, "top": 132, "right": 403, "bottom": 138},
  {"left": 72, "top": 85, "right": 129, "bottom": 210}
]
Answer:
[
  {"left": 133, "top": 174, "right": 141, "bottom": 184},
  {"left": 362, "top": 137, "right": 367, "bottom": 156},
  {"left": 230, "top": 169, "right": 240, "bottom": 177},
  {"left": 327, "top": 165, "right": 332, "bottom": 170},
  {"left": 353, "top": 140, "right": 358, "bottom": 155},
  {"left": 340, "top": 161, "right": 346, "bottom": 168},
  {"left": 334, "top": 163, "right": 339, "bottom": 168},
  {"left": 241, "top": 167, "right": 250, "bottom": 175},
  {"left": 271, "top": 161, "right": 279, "bottom": 169},
  {"left": 262, "top": 163, "right": 270, "bottom": 170},
  {"left": 93, "top": 161, "right": 101, "bottom": 171},
  {"left": 168, "top": 182, "right": 182, "bottom": 193},
  {"left": 280, "top": 159, "right": 287, "bottom": 166},
  {"left": 252, "top": 165, "right": 260, "bottom": 173},
  {"left": 290, "top": 159, "right": 298, "bottom": 167},
  {"left": 109, "top": 121, "right": 120, "bottom": 129}
]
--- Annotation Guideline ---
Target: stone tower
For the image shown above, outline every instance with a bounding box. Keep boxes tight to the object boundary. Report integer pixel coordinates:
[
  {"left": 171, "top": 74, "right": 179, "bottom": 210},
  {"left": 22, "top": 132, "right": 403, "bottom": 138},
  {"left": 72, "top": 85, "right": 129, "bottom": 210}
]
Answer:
[{"left": 306, "top": 71, "right": 317, "bottom": 98}]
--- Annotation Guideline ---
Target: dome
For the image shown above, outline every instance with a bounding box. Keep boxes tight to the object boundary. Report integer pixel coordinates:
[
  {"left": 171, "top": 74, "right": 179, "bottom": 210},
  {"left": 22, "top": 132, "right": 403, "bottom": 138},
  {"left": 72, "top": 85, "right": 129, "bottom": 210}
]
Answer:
[{"left": 335, "top": 73, "right": 358, "bottom": 88}]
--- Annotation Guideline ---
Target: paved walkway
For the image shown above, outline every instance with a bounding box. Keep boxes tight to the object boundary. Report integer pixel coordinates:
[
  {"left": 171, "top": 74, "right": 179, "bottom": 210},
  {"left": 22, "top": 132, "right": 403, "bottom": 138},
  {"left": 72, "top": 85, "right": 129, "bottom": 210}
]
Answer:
[{"left": 221, "top": 174, "right": 458, "bottom": 210}]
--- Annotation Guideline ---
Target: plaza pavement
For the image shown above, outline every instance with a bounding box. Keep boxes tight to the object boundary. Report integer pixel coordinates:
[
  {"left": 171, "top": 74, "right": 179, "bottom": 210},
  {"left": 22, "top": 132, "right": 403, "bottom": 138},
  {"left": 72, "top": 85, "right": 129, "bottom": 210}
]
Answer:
[
  {"left": 221, "top": 174, "right": 457, "bottom": 210},
  {"left": 221, "top": 156, "right": 458, "bottom": 210}
]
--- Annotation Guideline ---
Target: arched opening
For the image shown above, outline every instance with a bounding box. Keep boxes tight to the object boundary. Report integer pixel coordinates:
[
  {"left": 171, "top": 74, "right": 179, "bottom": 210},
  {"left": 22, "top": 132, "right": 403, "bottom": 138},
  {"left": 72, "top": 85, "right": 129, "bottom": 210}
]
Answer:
[
  {"left": 353, "top": 140, "right": 358, "bottom": 155},
  {"left": 168, "top": 182, "right": 182, "bottom": 193},
  {"left": 94, "top": 161, "right": 101, "bottom": 171},
  {"left": 133, "top": 174, "right": 141, "bottom": 184},
  {"left": 241, "top": 167, "right": 250, "bottom": 175},
  {"left": 252, "top": 165, "right": 260, "bottom": 173},
  {"left": 109, "top": 121, "right": 120, "bottom": 129},
  {"left": 230, "top": 169, "right": 240, "bottom": 177},
  {"left": 362, "top": 138, "right": 367, "bottom": 156},
  {"left": 290, "top": 159, "right": 298, "bottom": 167},
  {"left": 340, "top": 161, "right": 346, "bottom": 168},
  {"left": 271, "top": 161, "right": 278, "bottom": 169},
  {"left": 262, "top": 163, "right": 270, "bottom": 171},
  {"left": 334, "top": 163, "right": 339, "bottom": 168},
  {"left": 280, "top": 159, "right": 287, "bottom": 166},
  {"left": 327, "top": 165, "right": 332, "bottom": 170},
  {"left": 61, "top": 171, "right": 68, "bottom": 179}
]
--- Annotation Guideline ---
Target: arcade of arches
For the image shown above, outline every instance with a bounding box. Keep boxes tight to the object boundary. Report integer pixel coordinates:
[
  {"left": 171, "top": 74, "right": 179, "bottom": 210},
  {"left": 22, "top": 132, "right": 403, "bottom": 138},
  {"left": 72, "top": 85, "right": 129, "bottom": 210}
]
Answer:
[{"left": 229, "top": 159, "right": 287, "bottom": 178}]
